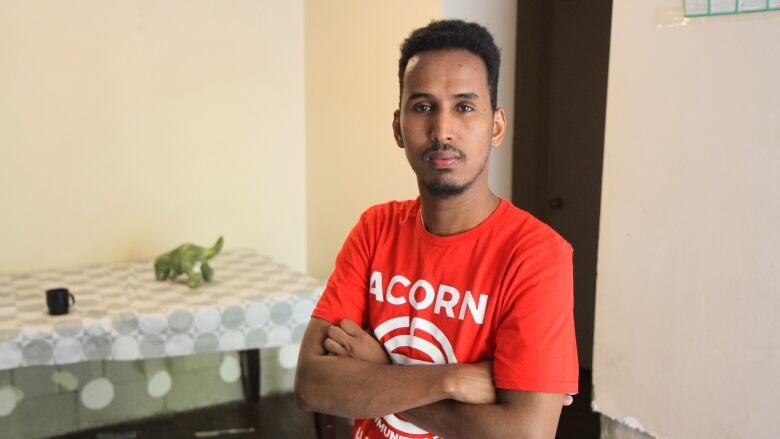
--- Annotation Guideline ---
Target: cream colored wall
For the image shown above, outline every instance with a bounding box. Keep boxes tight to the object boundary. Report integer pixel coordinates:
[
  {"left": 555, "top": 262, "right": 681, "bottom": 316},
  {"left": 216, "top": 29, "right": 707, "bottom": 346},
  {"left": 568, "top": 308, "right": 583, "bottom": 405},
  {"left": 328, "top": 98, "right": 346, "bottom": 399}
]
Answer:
[
  {"left": 0, "top": 0, "right": 307, "bottom": 275},
  {"left": 305, "top": 0, "right": 441, "bottom": 280},
  {"left": 593, "top": 2, "right": 780, "bottom": 438},
  {"left": 442, "top": 0, "right": 516, "bottom": 200}
]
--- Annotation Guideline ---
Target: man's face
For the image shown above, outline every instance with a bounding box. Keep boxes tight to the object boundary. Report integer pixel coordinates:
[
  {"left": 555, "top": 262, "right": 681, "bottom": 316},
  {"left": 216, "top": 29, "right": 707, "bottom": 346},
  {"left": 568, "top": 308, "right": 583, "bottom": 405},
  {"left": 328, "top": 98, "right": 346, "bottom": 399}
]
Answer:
[{"left": 393, "top": 49, "right": 505, "bottom": 199}]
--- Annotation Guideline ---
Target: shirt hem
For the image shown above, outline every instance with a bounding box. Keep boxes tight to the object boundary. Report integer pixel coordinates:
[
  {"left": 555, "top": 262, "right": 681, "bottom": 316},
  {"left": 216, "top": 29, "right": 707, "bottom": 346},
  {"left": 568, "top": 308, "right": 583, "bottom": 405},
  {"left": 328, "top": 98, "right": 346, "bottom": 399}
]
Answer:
[
  {"left": 310, "top": 310, "right": 341, "bottom": 325},
  {"left": 494, "top": 377, "right": 579, "bottom": 395}
]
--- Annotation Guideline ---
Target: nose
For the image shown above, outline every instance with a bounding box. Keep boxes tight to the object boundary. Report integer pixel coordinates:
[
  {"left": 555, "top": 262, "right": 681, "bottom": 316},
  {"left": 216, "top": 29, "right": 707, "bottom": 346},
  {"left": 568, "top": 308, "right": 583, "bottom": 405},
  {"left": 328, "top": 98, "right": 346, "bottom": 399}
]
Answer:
[{"left": 430, "top": 109, "right": 455, "bottom": 144}]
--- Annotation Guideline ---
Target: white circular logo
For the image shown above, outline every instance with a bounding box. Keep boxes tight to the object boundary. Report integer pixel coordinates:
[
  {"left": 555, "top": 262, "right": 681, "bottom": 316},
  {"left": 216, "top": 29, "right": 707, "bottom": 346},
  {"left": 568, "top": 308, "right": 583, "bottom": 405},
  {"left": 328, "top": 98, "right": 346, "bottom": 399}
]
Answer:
[{"left": 372, "top": 317, "right": 457, "bottom": 436}]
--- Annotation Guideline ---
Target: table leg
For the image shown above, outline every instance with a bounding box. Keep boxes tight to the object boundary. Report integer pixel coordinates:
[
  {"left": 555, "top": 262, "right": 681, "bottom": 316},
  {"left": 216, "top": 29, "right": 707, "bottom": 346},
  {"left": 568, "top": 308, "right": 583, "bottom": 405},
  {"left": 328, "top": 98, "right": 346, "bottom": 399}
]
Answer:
[{"left": 239, "top": 348, "right": 260, "bottom": 402}]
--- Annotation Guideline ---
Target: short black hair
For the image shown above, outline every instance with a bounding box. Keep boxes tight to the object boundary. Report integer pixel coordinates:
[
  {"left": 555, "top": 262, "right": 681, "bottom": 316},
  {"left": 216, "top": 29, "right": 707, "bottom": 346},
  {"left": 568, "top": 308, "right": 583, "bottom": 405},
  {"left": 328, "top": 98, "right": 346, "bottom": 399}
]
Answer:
[{"left": 398, "top": 19, "right": 501, "bottom": 110}]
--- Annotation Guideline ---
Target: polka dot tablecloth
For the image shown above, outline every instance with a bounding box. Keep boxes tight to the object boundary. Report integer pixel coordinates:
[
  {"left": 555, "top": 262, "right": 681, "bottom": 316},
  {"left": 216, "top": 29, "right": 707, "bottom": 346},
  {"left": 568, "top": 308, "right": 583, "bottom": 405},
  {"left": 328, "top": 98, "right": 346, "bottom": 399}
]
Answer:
[{"left": 0, "top": 249, "right": 324, "bottom": 370}]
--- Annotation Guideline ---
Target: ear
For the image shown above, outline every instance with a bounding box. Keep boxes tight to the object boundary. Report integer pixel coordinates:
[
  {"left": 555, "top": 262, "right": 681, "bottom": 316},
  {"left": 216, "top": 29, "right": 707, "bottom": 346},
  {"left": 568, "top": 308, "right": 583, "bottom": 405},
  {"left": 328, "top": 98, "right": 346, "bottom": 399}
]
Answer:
[
  {"left": 392, "top": 110, "right": 404, "bottom": 148},
  {"left": 491, "top": 107, "right": 507, "bottom": 147}
]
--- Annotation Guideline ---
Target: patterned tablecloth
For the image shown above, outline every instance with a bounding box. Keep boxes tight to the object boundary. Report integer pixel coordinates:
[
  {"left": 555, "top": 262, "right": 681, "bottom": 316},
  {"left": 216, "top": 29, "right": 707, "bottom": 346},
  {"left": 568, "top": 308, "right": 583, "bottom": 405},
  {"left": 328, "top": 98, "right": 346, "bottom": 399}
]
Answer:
[{"left": 0, "top": 249, "right": 323, "bottom": 370}]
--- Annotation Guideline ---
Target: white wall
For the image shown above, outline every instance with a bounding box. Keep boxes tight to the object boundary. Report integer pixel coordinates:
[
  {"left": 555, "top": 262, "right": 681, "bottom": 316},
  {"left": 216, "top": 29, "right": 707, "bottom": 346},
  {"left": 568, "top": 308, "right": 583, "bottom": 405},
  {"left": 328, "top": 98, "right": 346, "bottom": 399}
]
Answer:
[
  {"left": 442, "top": 0, "right": 517, "bottom": 200},
  {"left": 305, "top": 0, "right": 440, "bottom": 280},
  {"left": 0, "top": 0, "right": 307, "bottom": 274},
  {"left": 593, "top": 2, "right": 780, "bottom": 438}
]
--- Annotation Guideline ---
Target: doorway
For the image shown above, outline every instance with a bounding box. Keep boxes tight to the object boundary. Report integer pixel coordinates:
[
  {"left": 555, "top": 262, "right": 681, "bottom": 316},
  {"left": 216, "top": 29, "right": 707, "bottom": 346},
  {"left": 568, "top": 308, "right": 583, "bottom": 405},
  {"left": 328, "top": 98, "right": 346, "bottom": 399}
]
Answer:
[{"left": 513, "top": 0, "right": 612, "bottom": 436}]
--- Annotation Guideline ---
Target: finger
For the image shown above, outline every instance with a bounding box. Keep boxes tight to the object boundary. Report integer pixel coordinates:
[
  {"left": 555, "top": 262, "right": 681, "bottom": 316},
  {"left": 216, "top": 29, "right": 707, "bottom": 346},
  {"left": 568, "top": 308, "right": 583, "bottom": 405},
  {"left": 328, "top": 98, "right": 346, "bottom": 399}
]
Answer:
[
  {"left": 563, "top": 395, "right": 574, "bottom": 406},
  {"left": 339, "top": 319, "right": 364, "bottom": 337},
  {"left": 323, "top": 337, "right": 348, "bottom": 356},
  {"left": 327, "top": 325, "right": 353, "bottom": 347}
]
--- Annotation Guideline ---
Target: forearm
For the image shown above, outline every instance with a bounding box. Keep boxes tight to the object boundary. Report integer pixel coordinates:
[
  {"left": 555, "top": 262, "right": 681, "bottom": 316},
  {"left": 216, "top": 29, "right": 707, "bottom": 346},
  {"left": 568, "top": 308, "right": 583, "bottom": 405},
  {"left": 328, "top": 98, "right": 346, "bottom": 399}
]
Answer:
[
  {"left": 402, "top": 401, "right": 519, "bottom": 439},
  {"left": 401, "top": 392, "right": 563, "bottom": 439},
  {"left": 295, "top": 354, "right": 453, "bottom": 419}
]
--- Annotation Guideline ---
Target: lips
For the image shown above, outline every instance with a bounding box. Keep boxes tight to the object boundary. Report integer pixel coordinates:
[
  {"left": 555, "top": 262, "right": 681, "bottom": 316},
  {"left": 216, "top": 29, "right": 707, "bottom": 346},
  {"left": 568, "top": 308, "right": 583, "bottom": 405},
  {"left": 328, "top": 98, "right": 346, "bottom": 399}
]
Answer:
[
  {"left": 430, "top": 156, "right": 459, "bottom": 168},
  {"left": 423, "top": 149, "right": 463, "bottom": 169}
]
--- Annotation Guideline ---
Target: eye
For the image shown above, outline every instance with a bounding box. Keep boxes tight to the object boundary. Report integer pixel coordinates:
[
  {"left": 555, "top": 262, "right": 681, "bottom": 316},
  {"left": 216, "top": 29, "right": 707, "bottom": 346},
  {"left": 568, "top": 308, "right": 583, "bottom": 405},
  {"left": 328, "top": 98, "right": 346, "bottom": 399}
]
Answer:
[
  {"left": 412, "top": 103, "right": 433, "bottom": 113},
  {"left": 456, "top": 103, "right": 475, "bottom": 112}
]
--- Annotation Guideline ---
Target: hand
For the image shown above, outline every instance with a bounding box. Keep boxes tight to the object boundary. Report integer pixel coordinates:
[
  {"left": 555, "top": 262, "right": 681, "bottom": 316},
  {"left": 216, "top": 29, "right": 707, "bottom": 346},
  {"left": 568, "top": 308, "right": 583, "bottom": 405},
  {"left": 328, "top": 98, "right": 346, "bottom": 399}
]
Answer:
[
  {"left": 323, "top": 319, "right": 391, "bottom": 365},
  {"left": 563, "top": 395, "right": 573, "bottom": 406},
  {"left": 448, "top": 361, "right": 496, "bottom": 405}
]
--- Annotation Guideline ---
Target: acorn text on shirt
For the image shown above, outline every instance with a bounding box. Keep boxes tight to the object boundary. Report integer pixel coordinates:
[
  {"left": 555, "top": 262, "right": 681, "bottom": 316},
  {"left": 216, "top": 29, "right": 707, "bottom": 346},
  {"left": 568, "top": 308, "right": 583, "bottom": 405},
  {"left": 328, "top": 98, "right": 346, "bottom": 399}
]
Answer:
[{"left": 368, "top": 271, "right": 489, "bottom": 325}]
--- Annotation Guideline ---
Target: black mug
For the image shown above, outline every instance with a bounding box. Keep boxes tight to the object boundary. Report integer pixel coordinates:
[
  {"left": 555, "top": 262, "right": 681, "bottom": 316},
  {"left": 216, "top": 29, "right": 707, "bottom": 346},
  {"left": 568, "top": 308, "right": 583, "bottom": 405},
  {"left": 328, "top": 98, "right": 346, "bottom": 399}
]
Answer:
[{"left": 46, "top": 288, "right": 76, "bottom": 315}]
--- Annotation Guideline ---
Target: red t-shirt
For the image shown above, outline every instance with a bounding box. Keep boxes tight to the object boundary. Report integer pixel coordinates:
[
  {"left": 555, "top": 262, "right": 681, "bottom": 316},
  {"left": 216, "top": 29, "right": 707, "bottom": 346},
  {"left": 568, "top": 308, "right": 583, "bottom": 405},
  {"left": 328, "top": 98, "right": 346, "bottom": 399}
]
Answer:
[{"left": 312, "top": 198, "right": 578, "bottom": 439}]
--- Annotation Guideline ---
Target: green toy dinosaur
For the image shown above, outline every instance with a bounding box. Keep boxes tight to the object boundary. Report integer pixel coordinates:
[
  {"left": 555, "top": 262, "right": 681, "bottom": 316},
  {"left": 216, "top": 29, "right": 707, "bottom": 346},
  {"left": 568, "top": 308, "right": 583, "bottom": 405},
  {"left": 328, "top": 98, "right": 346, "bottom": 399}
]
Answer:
[{"left": 154, "top": 236, "right": 224, "bottom": 288}]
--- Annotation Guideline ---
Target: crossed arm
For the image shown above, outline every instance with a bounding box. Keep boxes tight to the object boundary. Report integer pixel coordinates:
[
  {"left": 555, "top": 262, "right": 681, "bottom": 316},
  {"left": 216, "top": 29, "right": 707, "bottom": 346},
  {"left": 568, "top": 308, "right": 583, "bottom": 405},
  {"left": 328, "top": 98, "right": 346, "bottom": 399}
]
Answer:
[{"left": 294, "top": 317, "right": 569, "bottom": 439}]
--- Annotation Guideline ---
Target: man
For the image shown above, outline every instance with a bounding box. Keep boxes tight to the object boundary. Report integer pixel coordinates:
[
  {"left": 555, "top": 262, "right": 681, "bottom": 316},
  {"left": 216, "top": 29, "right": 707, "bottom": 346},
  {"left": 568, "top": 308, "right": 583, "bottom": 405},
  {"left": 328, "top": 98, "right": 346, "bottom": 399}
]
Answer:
[{"left": 295, "top": 20, "right": 578, "bottom": 439}]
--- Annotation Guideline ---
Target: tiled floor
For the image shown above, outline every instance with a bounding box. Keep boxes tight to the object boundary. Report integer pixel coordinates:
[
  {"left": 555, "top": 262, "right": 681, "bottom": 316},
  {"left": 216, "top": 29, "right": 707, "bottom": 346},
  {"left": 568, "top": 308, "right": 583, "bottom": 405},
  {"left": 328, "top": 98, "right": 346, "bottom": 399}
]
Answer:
[{"left": 53, "top": 369, "right": 599, "bottom": 439}]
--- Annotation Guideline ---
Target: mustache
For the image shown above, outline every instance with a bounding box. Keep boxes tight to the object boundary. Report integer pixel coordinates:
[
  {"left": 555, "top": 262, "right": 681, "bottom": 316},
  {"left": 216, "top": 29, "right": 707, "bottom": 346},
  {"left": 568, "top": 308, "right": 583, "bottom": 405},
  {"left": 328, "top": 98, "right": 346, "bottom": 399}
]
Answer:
[{"left": 421, "top": 142, "right": 466, "bottom": 161}]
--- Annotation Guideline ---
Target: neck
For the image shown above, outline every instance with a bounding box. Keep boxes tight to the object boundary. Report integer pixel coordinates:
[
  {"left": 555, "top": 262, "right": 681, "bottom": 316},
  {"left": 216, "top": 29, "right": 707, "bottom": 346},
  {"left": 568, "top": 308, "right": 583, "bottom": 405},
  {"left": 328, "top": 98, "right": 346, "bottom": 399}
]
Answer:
[{"left": 418, "top": 184, "right": 499, "bottom": 236}]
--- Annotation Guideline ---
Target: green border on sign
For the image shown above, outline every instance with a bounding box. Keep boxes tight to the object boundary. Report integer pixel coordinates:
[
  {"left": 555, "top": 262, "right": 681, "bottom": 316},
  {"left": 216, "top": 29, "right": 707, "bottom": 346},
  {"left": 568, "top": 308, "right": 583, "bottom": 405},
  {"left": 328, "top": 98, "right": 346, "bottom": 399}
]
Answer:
[{"left": 684, "top": 0, "right": 780, "bottom": 17}]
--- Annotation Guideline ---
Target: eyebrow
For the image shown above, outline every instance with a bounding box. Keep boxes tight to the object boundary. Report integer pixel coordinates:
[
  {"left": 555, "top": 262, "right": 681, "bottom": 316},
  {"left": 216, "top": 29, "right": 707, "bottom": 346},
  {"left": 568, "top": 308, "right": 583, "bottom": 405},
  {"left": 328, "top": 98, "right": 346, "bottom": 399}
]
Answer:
[{"left": 407, "top": 92, "right": 481, "bottom": 101}]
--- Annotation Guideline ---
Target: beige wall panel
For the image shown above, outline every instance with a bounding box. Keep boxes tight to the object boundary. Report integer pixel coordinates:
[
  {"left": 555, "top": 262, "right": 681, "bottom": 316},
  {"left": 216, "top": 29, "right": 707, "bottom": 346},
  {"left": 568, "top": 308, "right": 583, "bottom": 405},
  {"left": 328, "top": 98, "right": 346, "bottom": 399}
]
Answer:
[
  {"left": 305, "top": 0, "right": 441, "bottom": 280},
  {"left": 594, "top": 2, "right": 780, "bottom": 438},
  {"left": 0, "top": 0, "right": 307, "bottom": 274}
]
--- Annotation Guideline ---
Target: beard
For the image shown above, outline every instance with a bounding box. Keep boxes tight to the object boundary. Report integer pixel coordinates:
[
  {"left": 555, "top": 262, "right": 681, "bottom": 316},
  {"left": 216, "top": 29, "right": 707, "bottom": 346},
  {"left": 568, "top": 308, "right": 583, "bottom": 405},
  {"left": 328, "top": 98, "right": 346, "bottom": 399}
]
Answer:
[
  {"left": 423, "top": 177, "right": 473, "bottom": 199},
  {"left": 420, "top": 146, "right": 489, "bottom": 199}
]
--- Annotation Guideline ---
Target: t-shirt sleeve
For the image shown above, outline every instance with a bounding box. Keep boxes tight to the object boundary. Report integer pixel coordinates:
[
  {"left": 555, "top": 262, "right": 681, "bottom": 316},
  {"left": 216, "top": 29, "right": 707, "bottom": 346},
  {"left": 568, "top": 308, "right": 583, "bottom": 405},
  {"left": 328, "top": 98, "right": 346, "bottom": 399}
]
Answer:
[
  {"left": 492, "top": 241, "right": 579, "bottom": 394},
  {"left": 311, "top": 211, "right": 373, "bottom": 326}
]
